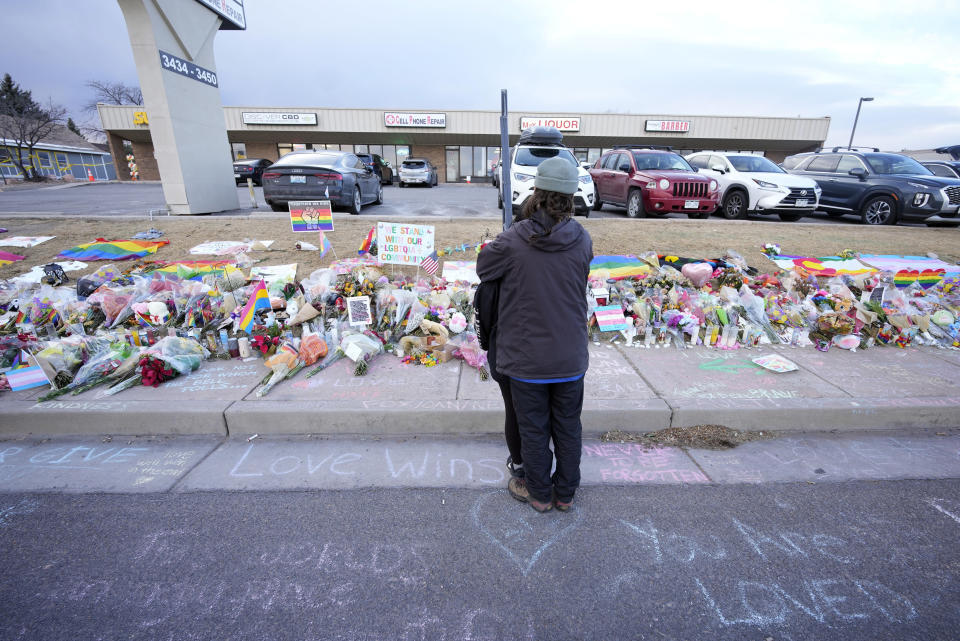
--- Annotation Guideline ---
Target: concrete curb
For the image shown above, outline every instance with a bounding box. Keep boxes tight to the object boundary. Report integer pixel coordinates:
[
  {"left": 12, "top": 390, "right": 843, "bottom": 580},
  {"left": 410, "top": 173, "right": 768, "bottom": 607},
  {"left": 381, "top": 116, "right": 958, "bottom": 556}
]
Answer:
[{"left": 0, "top": 400, "right": 229, "bottom": 436}]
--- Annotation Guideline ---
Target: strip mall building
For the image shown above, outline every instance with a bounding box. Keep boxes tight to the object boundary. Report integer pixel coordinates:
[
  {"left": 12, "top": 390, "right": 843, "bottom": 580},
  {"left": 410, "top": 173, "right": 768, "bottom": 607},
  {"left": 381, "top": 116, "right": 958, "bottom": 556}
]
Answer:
[{"left": 98, "top": 105, "right": 831, "bottom": 183}]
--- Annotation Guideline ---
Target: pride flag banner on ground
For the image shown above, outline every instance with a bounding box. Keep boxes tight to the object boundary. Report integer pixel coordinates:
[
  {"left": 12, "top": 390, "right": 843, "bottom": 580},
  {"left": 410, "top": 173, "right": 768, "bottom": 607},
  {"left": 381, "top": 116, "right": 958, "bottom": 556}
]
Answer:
[
  {"left": 57, "top": 239, "right": 169, "bottom": 261},
  {"left": 289, "top": 201, "right": 334, "bottom": 232},
  {"left": 0, "top": 251, "right": 25, "bottom": 266},
  {"left": 237, "top": 280, "right": 270, "bottom": 333},
  {"left": 589, "top": 255, "right": 651, "bottom": 280},
  {"left": 764, "top": 254, "right": 877, "bottom": 277}
]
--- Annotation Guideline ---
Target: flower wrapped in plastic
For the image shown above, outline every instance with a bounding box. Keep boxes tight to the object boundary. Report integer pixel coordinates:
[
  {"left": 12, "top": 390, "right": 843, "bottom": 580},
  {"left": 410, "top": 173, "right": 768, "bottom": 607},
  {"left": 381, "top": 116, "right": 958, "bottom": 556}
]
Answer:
[
  {"left": 257, "top": 342, "right": 300, "bottom": 397},
  {"left": 38, "top": 341, "right": 139, "bottom": 401},
  {"left": 103, "top": 336, "right": 207, "bottom": 394},
  {"left": 450, "top": 331, "right": 488, "bottom": 380}
]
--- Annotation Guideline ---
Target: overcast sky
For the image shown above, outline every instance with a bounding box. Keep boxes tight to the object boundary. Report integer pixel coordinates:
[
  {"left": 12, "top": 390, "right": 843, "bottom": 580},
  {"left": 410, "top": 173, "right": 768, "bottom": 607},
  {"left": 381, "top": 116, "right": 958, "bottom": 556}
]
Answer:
[{"left": 5, "top": 0, "right": 958, "bottom": 151}]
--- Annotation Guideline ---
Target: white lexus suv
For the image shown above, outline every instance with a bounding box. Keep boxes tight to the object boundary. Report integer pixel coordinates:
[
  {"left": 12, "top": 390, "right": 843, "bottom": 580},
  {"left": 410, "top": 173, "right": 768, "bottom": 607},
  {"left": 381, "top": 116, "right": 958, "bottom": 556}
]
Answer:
[
  {"left": 685, "top": 152, "right": 821, "bottom": 221},
  {"left": 498, "top": 127, "right": 594, "bottom": 216}
]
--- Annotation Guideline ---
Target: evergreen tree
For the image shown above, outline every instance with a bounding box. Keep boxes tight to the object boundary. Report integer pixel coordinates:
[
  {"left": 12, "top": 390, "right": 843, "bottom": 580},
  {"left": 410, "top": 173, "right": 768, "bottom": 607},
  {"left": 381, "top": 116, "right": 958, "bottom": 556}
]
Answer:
[{"left": 66, "top": 117, "right": 83, "bottom": 138}]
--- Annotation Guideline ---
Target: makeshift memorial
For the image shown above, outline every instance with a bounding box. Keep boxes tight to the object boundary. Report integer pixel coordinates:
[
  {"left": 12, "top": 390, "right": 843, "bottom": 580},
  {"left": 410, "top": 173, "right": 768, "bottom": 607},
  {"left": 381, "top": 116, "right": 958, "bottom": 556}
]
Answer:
[
  {"left": 103, "top": 336, "right": 206, "bottom": 394},
  {"left": 377, "top": 222, "right": 435, "bottom": 266},
  {"left": 289, "top": 200, "right": 334, "bottom": 232},
  {"left": 38, "top": 341, "right": 138, "bottom": 400}
]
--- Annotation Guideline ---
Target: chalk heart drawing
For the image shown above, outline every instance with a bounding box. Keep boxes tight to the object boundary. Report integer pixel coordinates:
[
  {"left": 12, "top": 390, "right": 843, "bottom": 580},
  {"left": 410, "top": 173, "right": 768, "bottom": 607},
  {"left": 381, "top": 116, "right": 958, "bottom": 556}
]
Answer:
[{"left": 472, "top": 490, "right": 582, "bottom": 576}]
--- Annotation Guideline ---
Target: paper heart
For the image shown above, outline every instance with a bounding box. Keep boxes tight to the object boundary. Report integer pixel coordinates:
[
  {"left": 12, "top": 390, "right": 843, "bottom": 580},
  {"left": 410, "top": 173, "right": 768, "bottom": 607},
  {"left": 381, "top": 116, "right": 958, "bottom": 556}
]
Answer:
[
  {"left": 681, "top": 262, "right": 714, "bottom": 288},
  {"left": 894, "top": 269, "right": 919, "bottom": 288},
  {"left": 918, "top": 268, "right": 945, "bottom": 289},
  {"left": 472, "top": 490, "right": 582, "bottom": 576}
]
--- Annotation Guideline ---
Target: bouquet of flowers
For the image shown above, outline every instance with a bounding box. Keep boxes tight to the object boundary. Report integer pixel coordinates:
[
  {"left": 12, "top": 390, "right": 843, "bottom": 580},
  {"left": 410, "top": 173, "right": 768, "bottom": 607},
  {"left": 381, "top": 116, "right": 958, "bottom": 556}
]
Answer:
[
  {"left": 38, "top": 341, "right": 139, "bottom": 401},
  {"left": 103, "top": 336, "right": 206, "bottom": 395}
]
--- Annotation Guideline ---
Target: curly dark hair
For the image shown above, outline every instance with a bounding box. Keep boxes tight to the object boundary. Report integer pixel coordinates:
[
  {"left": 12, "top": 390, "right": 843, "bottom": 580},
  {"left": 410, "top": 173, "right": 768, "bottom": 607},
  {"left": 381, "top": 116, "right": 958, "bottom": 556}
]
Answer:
[{"left": 520, "top": 188, "right": 574, "bottom": 222}]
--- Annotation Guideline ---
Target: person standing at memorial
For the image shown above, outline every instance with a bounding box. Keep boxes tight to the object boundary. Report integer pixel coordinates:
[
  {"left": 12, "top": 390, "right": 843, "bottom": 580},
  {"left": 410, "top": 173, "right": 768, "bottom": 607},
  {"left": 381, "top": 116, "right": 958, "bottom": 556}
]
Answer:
[{"left": 476, "top": 157, "right": 593, "bottom": 513}]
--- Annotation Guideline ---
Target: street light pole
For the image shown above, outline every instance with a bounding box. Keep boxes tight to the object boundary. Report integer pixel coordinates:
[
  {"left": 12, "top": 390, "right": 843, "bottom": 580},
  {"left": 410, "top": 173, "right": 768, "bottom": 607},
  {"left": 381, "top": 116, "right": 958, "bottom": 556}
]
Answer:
[{"left": 848, "top": 97, "right": 874, "bottom": 150}]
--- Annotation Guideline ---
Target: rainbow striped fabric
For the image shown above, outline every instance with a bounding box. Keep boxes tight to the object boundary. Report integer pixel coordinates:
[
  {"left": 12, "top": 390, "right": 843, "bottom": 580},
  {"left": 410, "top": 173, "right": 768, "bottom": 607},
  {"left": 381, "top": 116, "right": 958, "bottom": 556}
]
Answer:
[
  {"left": 289, "top": 201, "right": 334, "bottom": 232},
  {"left": 594, "top": 305, "right": 629, "bottom": 331},
  {"left": 146, "top": 261, "right": 241, "bottom": 280},
  {"left": 58, "top": 239, "right": 169, "bottom": 261},
  {"left": 0, "top": 250, "right": 25, "bottom": 266},
  {"left": 358, "top": 227, "right": 375, "bottom": 255},
  {"left": 589, "top": 255, "right": 651, "bottom": 281},
  {"left": 764, "top": 254, "right": 877, "bottom": 277},
  {"left": 237, "top": 280, "right": 270, "bottom": 333}
]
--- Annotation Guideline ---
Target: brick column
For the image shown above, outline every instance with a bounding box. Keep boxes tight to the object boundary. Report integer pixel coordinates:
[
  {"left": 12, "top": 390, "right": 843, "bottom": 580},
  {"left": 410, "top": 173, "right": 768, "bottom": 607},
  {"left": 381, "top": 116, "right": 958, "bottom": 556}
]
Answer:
[
  {"left": 107, "top": 134, "right": 130, "bottom": 181},
  {"left": 131, "top": 141, "right": 160, "bottom": 181}
]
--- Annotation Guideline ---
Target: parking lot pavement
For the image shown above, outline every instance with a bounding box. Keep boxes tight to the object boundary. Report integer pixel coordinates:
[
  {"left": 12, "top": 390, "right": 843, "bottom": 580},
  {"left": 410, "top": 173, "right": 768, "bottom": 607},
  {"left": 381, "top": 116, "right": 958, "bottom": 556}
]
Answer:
[{"left": 0, "top": 181, "right": 946, "bottom": 226}]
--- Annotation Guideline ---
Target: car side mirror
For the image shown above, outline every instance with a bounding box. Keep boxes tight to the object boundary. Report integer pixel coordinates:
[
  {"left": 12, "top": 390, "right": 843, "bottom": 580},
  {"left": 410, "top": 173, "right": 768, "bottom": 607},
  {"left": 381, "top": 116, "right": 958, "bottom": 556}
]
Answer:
[
  {"left": 710, "top": 164, "right": 725, "bottom": 174},
  {"left": 618, "top": 163, "right": 631, "bottom": 173},
  {"left": 848, "top": 167, "right": 867, "bottom": 180}
]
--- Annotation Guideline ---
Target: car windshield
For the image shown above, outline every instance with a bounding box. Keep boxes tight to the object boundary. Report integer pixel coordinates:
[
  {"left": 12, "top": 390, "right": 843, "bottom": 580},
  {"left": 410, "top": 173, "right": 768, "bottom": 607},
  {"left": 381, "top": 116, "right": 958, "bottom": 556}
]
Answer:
[
  {"left": 863, "top": 154, "right": 933, "bottom": 176},
  {"left": 273, "top": 152, "right": 341, "bottom": 167},
  {"left": 632, "top": 153, "right": 692, "bottom": 171},
  {"left": 728, "top": 155, "right": 785, "bottom": 174},
  {"left": 515, "top": 147, "right": 578, "bottom": 167}
]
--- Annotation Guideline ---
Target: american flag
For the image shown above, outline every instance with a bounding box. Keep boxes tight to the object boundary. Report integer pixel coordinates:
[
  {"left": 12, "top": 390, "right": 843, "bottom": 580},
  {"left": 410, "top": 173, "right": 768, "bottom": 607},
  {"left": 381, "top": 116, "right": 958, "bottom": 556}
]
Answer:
[{"left": 420, "top": 250, "right": 440, "bottom": 275}]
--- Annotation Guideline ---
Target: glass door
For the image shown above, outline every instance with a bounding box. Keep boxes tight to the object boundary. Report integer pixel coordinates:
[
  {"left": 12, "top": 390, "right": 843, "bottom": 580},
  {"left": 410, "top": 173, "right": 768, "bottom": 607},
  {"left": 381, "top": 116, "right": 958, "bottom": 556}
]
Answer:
[{"left": 445, "top": 148, "right": 459, "bottom": 182}]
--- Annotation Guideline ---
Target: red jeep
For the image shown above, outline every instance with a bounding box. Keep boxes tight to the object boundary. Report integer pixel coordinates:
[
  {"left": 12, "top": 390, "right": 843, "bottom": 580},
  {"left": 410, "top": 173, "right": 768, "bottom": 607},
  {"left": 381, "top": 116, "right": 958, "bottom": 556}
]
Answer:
[{"left": 590, "top": 146, "right": 720, "bottom": 218}]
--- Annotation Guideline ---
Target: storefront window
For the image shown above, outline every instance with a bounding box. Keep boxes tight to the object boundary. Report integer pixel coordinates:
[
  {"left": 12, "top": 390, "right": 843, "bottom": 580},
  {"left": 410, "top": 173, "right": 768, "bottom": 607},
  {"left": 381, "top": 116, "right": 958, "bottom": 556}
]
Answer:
[
  {"left": 355, "top": 144, "right": 368, "bottom": 154},
  {"left": 231, "top": 143, "right": 246, "bottom": 160},
  {"left": 458, "top": 147, "right": 472, "bottom": 178},
  {"left": 473, "top": 147, "right": 484, "bottom": 179},
  {"left": 587, "top": 148, "right": 601, "bottom": 164}
]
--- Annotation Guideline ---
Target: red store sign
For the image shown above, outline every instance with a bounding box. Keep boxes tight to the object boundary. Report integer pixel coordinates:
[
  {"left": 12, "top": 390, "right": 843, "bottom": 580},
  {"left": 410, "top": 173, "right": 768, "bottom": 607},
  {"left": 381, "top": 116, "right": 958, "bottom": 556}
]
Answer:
[
  {"left": 645, "top": 120, "right": 690, "bottom": 133},
  {"left": 520, "top": 116, "right": 581, "bottom": 132}
]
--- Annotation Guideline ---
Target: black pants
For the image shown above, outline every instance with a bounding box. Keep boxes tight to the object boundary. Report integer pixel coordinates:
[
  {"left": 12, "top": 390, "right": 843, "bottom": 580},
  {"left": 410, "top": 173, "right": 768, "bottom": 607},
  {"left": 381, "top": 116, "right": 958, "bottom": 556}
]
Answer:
[
  {"left": 509, "top": 377, "right": 584, "bottom": 504},
  {"left": 488, "top": 335, "right": 521, "bottom": 465}
]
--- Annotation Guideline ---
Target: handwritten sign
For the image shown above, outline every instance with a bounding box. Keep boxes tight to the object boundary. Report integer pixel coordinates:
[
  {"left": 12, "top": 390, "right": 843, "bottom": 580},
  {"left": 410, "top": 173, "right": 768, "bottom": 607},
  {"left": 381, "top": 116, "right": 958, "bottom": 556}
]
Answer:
[
  {"left": 376, "top": 222, "right": 435, "bottom": 266},
  {"left": 289, "top": 200, "right": 333, "bottom": 232}
]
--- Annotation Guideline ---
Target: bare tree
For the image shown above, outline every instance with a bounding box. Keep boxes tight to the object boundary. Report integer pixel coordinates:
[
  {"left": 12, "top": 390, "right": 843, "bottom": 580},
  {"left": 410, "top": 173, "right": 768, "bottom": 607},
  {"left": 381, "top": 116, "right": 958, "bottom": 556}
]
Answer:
[
  {"left": 0, "top": 100, "right": 68, "bottom": 182},
  {"left": 81, "top": 79, "right": 143, "bottom": 142}
]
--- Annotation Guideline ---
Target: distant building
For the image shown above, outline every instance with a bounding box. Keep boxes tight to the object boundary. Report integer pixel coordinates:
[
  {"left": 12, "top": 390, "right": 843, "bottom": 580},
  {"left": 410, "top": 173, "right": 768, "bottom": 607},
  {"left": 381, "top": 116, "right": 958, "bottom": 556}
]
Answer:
[{"left": 0, "top": 118, "right": 117, "bottom": 181}]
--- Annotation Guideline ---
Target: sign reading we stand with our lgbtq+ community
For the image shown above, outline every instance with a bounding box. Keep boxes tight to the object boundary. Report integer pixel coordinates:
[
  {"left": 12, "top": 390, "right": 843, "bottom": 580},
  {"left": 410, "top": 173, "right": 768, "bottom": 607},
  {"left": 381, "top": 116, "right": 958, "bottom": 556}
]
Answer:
[{"left": 376, "top": 222, "right": 434, "bottom": 266}]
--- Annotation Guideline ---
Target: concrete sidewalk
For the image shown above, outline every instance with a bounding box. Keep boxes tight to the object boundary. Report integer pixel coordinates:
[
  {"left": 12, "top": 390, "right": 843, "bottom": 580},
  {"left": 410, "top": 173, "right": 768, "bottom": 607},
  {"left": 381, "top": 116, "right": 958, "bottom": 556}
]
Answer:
[{"left": 2, "top": 342, "right": 960, "bottom": 438}]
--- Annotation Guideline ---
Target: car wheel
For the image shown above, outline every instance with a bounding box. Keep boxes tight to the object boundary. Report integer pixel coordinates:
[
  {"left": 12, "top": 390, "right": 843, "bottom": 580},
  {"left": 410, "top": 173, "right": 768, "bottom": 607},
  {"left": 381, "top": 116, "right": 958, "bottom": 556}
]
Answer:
[
  {"left": 348, "top": 187, "right": 362, "bottom": 215},
  {"left": 860, "top": 195, "right": 896, "bottom": 225},
  {"left": 592, "top": 186, "right": 603, "bottom": 211},
  {"left": 426, "top": 179, "right": 433, "bottom": 188},
  {"left": 722, "top": 190, "right": 748, "bottom": 220},
  {"left": 375, "top": 183, "right": 383, "bottom": 205},
  {"left": 778, "top": 213, "right": 802, "bottom": 222},
  {"left": 626, "top": 189, "right": 645, "bottom": 218},
  {"left": 269, "top": 202, "right": 285, "bottom": 212}
]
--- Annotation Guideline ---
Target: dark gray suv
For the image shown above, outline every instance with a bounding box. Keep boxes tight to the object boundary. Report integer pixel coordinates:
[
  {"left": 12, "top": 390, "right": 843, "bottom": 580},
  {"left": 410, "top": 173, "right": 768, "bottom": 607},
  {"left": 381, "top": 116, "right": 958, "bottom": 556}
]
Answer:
[{"left": 783, "top": 147, "right": 960, "bottom": 226}]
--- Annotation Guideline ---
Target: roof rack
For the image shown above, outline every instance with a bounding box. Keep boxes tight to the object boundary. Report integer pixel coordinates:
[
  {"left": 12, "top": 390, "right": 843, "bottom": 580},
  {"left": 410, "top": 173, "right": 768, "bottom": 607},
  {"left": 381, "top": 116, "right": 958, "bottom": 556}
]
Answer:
[
  {"left": 613, "top": 145, "right": 674, "bottom": 152},
  {"left": 830, "top": 146, "right": 880, "bottom": 153},
  {"left": 518, "top": 126, "right": 564, "bottom": 146}
]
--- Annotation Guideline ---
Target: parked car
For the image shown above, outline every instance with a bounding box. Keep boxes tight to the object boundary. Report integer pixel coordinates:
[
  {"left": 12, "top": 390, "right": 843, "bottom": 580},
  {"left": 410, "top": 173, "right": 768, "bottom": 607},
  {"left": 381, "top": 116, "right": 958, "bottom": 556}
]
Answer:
[
  {"left": 589, "top": 146, "right": 719, "bottom": 218},
  {"left": 233, "top": 158, "right": 272, "bottom": 186},
  {"left": 922, "top": 160, "right": 960, "bottom": 180},
  {"left": 783, "top": 147, "right": 960, "bottom": 226},
  {"left": 686, "top": 152, "right": 820, "bottom": 221},
  {"left": 498, "top": 127, "right": 593, "bottom": 216},
  {"left": 355, "top": 153, "right": 393, "bottom": 184},
  {"left": 398, "top": 158, "right": 438, "bottom": 187},
  {"left": 261, "top": 150, "right": 382, "bottom": 215},
  {"left": 491, "top": 158, "right": 501, "bottom": 188}
]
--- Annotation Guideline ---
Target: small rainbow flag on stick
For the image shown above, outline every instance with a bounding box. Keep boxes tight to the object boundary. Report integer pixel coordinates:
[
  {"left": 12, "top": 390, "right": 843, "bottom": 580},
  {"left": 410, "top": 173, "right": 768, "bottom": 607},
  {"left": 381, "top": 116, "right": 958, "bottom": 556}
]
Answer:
[
  {"left": 289, "top": 200, "right": 334, "bottom": 232},
  {"left": 237, "top": 280, "right": 270, "bottom": 333},
  {"left": 318, "top": 232, "right": 333, "bottom": 259},
  {"left": 358, "top": 227, "right": 375, "bottom": 255}
]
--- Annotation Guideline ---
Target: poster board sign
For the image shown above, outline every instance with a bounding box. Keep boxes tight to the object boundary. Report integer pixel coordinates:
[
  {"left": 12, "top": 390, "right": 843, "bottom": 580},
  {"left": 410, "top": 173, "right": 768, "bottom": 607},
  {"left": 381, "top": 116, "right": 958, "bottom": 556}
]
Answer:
[
  {"left": 594, "top": 305, "right": 629, "bottom": 332},
  {"left": 376, "top": 222, "right": 435, "bottom": 266},
  {"left": 441, "top": 261, "right": 479, "bottom": 284},
  {"left": 289, "top": 201, "right": 333, "bottom": 232}
]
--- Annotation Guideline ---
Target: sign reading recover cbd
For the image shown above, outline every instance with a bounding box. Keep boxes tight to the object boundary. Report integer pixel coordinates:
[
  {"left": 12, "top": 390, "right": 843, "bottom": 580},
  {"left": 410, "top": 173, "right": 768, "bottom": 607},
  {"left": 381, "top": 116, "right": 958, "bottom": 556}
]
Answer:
[
  {"left": 376, "top": 222, "right": 435, "bottom": 265},
  {"left": 384, "top": 112, "right": 446, "bottom": 128},
  {"left": 242, "top": 112, "right": 318, "bottom": 125},
  {"left": 520, "top": 116, "right": 581, "bottom": 132}
]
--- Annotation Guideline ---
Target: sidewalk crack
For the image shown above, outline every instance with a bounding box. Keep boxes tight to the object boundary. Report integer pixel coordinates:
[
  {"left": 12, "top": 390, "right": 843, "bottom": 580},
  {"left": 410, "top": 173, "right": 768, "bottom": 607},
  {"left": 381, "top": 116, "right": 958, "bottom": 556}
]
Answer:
[{"left": 682, "top": 448, "right": 714, "bottom": 483}]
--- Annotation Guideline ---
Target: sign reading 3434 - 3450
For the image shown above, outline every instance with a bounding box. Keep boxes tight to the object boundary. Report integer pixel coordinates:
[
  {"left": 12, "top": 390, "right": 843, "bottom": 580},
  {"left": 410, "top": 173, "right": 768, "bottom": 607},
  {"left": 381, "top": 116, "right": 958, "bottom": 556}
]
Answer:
[{"left": 158, "top": 50, "right": 218, "bottom": 88}]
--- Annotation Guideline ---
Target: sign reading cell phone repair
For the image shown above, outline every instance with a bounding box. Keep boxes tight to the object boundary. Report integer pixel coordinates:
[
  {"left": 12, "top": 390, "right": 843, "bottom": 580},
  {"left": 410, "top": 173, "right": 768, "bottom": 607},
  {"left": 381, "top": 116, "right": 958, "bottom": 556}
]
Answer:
[{"left": 383, "top": 112, "right": 446, "bottom": 128}]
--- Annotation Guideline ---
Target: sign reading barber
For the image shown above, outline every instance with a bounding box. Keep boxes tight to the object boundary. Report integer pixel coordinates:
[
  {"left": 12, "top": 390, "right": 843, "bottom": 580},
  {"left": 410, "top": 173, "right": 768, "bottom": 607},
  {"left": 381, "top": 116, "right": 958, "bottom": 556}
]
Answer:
[
  {"left": 242, "top": 112, "right": 318, "bottom": 126},
  {"left": 520, "top": 116, "right": 581, "bottom": 132},
  {"left": 384, "top": 112, "right": 446, "bottom": 128},
  {"left": 645, "top": 120, "right": 690, "bottom": 133},
  {"left": 376, "top": 222, "right": 435, "bottom": 265}
]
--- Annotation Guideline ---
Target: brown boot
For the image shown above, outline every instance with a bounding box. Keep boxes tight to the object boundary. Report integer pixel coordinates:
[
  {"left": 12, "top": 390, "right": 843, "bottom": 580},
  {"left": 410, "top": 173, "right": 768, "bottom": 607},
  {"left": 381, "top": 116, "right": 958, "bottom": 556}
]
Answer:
[{"left": 508, "top": 477, "right": 529, "bottom": 503}]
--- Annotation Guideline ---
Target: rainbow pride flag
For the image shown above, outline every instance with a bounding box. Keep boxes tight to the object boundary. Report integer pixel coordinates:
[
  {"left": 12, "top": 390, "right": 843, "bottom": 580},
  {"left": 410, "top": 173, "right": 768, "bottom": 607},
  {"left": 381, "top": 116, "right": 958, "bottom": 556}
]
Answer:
[
  {"left": 237, "top": 280, "right": 270, "bottom": 333},
  {"left": 0, "top": 250, "right": 25, "bottom": 266},
  {"left": 58, "top": 239, "right": 169, "bottom": 261},
  {"left": 589, "top": 255, "right": 651, "bottom": 281},
  {"left": 289, "top": 201, "right": 334, "bottom": 232},
  {"left": 146, "top": 261, "right": 241, "bottom": 280},
  {"left": 358, "top": 227, "right": 375, "bottom": 255}
]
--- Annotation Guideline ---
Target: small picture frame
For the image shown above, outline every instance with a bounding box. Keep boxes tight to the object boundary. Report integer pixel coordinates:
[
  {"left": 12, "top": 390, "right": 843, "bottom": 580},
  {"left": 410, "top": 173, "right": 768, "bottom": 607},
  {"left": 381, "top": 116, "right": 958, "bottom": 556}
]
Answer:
[{"left": 347, "top": 295, "right": 372, "bottom": 326}]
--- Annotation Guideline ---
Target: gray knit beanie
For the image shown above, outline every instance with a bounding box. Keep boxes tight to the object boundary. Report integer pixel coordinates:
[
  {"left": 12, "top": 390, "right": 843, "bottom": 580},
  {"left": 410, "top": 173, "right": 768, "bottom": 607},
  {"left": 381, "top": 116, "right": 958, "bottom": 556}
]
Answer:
[{"left": 534, "top": 157, "right": 579, "bottom": 195}]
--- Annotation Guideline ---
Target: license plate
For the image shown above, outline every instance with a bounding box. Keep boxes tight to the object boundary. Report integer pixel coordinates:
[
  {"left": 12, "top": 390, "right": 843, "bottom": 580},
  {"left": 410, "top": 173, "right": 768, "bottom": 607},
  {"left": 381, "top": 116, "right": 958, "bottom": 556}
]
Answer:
[
  {"left": 796, "top": 199, "right": 808, "bottom": 207},
  {"left": 290, "top": 175, "right": 306, "bottom": 184},
  {"left": 684, "top": 200, "right": 699, "bottom": 209},
  {"left": 234, "top": 173, "right": 240, "bottom": 178}
]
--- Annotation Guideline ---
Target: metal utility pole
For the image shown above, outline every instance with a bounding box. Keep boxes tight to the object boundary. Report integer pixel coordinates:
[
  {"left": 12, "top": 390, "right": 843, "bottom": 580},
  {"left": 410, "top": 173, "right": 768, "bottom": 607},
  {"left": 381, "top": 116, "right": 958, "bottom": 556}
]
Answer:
[
  {"left": 500, "top": 89, "right": 512, "bottom": 230},
  {"left": 848, "top": 97, "right": 874, "bottom": 150}
]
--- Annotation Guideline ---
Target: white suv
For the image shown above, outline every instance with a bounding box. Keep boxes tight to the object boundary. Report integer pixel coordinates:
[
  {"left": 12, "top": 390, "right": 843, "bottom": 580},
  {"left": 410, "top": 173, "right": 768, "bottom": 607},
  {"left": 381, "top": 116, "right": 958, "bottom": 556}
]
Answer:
[
  {"left": 498, "top": 128, "right": 594, "bottom": 216},
  {"left": 686, "top": 152, "right": 821, "bottom": 221}
]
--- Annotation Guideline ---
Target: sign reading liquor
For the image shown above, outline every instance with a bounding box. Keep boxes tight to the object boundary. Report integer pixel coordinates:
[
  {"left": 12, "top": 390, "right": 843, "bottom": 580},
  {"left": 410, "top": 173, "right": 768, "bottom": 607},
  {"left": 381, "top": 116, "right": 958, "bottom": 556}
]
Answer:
[
  {"left": 384, "top": 112, "right": 446, "bottom": 128},
  {"left": 242, "top": 112, "right": 318, "bottom": 126},
  {"left": 194, "top": 0, "right": 246, "bottom": 30},
  {"left": 520, "top": 116, "right": 581, "bottom": 132},
  {"left": 645, "top": 120, "right": 690, "bottom": 133}
]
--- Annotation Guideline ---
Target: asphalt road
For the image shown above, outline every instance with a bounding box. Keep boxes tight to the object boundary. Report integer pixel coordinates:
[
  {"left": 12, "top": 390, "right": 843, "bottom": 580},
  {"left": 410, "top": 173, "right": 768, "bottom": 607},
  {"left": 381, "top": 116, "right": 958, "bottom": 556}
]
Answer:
[
  {"left": 1, "top": 480, "right": 958, "bottom": 640},
  {"left": 0, "top": 181, "right": 940, "bottom": 227}
]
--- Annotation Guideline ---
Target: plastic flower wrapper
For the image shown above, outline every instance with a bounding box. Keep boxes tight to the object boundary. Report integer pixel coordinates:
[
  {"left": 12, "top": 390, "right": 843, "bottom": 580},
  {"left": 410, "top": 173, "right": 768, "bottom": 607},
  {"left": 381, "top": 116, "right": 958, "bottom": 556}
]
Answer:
[
  {"left": 340, "top": 330, "right": 384, "bottom": 376},
  {"left": 404, "top": 298, "right": 429, "bottom": 336},
  {"left": 738, "top": 285, "right": 781, "bottom": 343},
  {"left": 449, "top": 288, "right": 474, "bottom": 325},
  {"left": 450, "top": 331, "right": 489, "bottom": 380},
  {"left": 87, "top": 283, "right": 136, "bottom": 329},
  {"left": 104, "top": 336, "right": 207, "bottom": 395},
  {"left": 33, "top": 336, "right": 90, "bottom": 389},
  {"left": 38, "top": 341, "right": 139, "bottom": 401},
  {"left": 257, "top": 342, "right": 300, "bottom": 397}
]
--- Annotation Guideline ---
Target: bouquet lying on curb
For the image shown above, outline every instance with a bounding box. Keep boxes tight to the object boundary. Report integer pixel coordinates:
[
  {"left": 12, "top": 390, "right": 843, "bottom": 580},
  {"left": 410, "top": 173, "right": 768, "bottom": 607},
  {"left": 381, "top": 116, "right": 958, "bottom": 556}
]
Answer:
[
  {"left": 103, "top": 336, "right": 207, "bottom": 395},
  {"left": 38, "top": 341, "right": 139, "bottom": 401}
]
